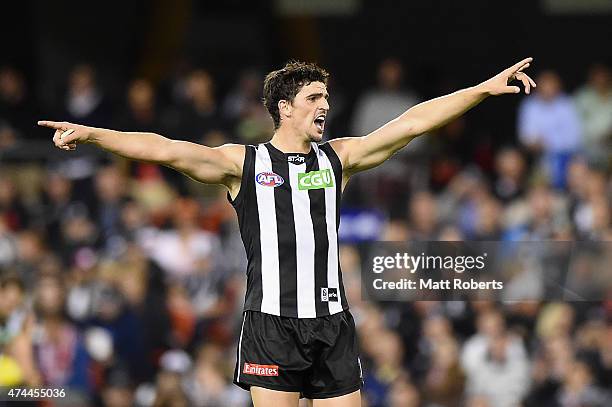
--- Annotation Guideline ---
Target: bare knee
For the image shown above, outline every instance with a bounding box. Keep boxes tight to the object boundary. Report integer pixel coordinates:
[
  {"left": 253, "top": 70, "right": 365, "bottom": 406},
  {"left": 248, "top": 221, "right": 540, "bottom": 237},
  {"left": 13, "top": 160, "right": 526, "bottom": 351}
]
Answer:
[
  {"left": 312, "top": 390, "right": 361, "bottom": 407},
  {"left": 250, "top": 386, "right": 300, "bottom": 407}
]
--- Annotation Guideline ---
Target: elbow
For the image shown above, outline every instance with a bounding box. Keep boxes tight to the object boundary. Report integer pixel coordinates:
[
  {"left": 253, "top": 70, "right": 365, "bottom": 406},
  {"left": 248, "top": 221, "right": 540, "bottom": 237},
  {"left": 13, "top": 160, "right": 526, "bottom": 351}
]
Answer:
[
  {"left": 394, "top": 111, "right": 428, "bottom": 137},
  {"left": 402, "top": 118, "right": 428, "bottom": 138}
]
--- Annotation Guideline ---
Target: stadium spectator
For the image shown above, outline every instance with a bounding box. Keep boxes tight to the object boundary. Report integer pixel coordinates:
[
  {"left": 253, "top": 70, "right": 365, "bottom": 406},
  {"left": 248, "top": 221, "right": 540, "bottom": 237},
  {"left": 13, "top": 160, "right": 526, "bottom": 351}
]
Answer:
[
  {"left": 140, "top": 198, "right": 222, "bottom": 279},
  {"left": 351, "top": 58, "right": 418, "bottom": 136},
  {"left": 36, "top": 170, "right": 92, "bottom": 253},
  {"left": 493, "top": 147, "right": 527, "bottom": 203},
  {"left": 422, "top": 337, "right": 465, "bottom": 406},
  {"left": 219, "top": 69, "right": 271, "bottom": 144},
  {"left": 574, "top": 64, "right": 612, "bottom": 162},
  {"left": 93, "top": 164, "right": 130, "bottom": 250},
  {"left": 152, "top": 349, "right": 192, "bottom": 407},
  {"left": 0, "top": 274, "right": 40, "bottom": 386},
  {"left": 408, "top": 190, "right": 439, "bottom": 240},
  {"left": 557, "top": 358, "right": 611, "bottom": 406},
  {"left": 461, "top": 310, "right": 530, "bottom": 407},
  {"left": 362, "top": 329, "right": 406, "bottom": 407},
  {"left": 0, "top": 66, "right": 39, "bottom": 139},
  {"left": 0, "top": 121, "right": 18, "bottom": 150},
  {"left": 221, "top": 69, "right": 263, "bottom": 122},
  {"left": 348, "top": 58, "right": 422, "bottom": 211},
  {"left": 33, "top": 273, "right": 92, "bottom": 392},
  {"left": 518, "top": 70, "right": 582, "bottom": 189},
  {"left": 504, "top": 182, "right": 570, "bottom": 240},
  {"left": 473, "top": 197, "right": 503, "bottom": 240},
  {"left": 162, "top": 69, "right": 224, "bottom": 141},
  {"left": 0, "top": 174, "right": 28, "bottom": 231},
  {"left": 114, "top": 79, "right": 160, "bottom": 133},
  {"left": 185, "top": 343, "right": 250, "bottom": 406},
  {"left": 387, "top": 374, "right": 421, "bottom": 407},
  {"left": 64, "top": 64, "right": 110, "bottom": 128},
  {"left": 100, "top": 365, "right": 135, "bottom": 407}
]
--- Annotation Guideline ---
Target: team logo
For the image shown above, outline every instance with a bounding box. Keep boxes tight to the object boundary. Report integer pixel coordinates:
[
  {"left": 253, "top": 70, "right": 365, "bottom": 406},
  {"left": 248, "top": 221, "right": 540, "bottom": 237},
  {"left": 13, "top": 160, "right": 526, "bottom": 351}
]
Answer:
[
  {"left": 287, "top": 155, "right": 305, "bottom": 164},
  {"left": 321, "top": 287, "right": 338, "bottom": 302},
  {"left": 243, "top": 363, "right": 279, "bottom": 376},
  {"left": 256, "top": 172, "right": 284, "bottom": 187},
  {"left": 298, "top": 169, "right": 334, "bottom": 190}
]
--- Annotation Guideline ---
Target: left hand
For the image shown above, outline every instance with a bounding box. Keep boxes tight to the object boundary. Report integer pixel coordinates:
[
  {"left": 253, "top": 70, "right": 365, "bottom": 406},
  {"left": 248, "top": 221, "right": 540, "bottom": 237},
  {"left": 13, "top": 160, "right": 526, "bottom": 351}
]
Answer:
[{"left": 480, "top": 57, "right": 537, "bottom": 96}]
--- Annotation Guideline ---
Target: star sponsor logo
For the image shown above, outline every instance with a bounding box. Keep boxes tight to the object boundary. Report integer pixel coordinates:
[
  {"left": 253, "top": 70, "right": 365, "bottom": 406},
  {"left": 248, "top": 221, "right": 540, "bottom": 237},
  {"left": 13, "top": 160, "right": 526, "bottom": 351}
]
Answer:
[
  {"left": 256, "top": 172, "right": 284, "bottom": 187},
  {"left": 298, "top": 169, "right": 334, "bottom": 190},
  {"left": 287, "top": 155, "right": 305, "bottom": 164},
  {"left": 243, "top": 363, "right": 279, "bottom": 376}
]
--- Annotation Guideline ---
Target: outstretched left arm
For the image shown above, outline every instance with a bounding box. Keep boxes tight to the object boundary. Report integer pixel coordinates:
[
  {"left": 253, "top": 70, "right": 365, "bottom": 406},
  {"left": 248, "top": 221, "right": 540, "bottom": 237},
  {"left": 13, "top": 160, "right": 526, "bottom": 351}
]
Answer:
[{"left": 330, "top": 57, "right": 536, "bottom": 179}]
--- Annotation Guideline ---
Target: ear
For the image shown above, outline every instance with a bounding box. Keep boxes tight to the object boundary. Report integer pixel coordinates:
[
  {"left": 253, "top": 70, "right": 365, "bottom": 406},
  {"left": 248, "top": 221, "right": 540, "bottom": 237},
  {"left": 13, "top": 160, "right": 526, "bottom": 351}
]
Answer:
[{"left": 278, "top": 99, "right": 292, "bottom": 121}]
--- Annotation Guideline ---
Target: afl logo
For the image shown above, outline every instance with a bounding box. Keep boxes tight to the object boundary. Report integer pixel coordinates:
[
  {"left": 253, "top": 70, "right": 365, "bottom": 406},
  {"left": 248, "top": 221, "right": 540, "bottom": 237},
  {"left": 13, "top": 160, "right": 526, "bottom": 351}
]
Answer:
[{"left": 256, "top": 172, "right": 284, "bottom": 187}]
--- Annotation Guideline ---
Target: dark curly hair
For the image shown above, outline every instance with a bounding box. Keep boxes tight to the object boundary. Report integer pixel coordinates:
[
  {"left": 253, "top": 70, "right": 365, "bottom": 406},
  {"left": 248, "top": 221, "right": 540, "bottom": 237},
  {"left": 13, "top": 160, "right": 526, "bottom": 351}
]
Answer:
[{"left": 263, "top": 61, "right": 329, "bottom": 129}]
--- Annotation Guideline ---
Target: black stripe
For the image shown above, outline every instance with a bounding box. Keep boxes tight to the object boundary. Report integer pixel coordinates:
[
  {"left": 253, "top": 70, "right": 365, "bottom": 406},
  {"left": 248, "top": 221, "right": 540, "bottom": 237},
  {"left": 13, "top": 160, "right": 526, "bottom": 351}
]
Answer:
[
  {"left": 306, "top": 150, "right": 330, "bottom": 317},
  {"left": 266, "top": 144, "right": 298, "bottom": 317},
  {"left": 319, "top": 142, "right": 343, "bottom": 228},
  {"left": 318, "top": 143, "right": 349, "bottom": 310},
  {"left": 227, "top": 145, "right": 251, "bottom": 208},
  {"left": 238, "top": 146, "right": 262, "bottom": 312}
]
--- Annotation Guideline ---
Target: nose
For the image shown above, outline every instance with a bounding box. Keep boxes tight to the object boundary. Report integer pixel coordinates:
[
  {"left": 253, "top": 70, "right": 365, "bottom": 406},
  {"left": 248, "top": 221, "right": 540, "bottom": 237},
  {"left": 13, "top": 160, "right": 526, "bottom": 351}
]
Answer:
[{"left": 320, "top": 98, "right": 329, "bottom": 111}]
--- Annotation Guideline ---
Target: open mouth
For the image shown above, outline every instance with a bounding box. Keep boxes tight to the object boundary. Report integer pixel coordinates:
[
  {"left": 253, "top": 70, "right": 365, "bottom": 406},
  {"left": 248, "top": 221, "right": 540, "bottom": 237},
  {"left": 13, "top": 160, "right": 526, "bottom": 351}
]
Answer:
[{"left": 314, "top": 114, "right": 326, "bottom": 132}]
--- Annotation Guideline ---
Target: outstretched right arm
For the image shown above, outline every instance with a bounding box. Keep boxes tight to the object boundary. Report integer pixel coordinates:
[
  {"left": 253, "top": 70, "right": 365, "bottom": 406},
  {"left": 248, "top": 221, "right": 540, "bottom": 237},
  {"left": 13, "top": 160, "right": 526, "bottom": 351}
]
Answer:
[{"left": 38, "top": 121, "right": 245, "bottom": 190}]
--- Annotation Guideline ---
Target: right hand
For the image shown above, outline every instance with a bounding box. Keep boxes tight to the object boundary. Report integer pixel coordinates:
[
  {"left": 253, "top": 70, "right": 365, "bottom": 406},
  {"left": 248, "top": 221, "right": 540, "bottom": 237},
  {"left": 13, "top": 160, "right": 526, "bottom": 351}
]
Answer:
[{"left": 37, "top": 120, "right": 91, "bottom": 151}]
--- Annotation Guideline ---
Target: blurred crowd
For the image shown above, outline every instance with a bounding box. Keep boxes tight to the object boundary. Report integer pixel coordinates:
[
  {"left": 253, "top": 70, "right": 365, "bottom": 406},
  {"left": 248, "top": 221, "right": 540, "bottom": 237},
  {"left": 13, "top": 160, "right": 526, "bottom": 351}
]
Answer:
[{"left": 0, "top": 58, "right": 610, "bottom": 407}]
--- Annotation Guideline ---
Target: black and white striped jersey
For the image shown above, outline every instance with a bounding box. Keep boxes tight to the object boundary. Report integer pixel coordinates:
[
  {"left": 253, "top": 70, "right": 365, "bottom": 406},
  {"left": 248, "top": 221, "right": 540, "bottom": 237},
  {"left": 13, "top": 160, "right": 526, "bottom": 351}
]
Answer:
[{"left": 228, "top": 142, "right": 348, "bottom": 318}]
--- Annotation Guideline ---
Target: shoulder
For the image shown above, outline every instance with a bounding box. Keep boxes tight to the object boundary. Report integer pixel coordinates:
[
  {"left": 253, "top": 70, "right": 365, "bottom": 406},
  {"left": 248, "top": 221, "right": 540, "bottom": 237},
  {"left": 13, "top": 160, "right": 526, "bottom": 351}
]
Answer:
[
  {"left": 217, "top": 143, "right": 246, "bottom": 164},
  {"left": 325, "top": 137, "right": 352, "bottom": 154},
  {"left": 325, "top": 137, "right": 359, "bottom": 163}
]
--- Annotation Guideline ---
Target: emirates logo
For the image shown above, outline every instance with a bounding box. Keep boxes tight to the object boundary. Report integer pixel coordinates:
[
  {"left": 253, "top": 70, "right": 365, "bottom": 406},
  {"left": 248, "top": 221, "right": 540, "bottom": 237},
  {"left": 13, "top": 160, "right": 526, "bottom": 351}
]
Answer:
[{"left": 243, "top": 363, "right": 279, "bottom": 376}]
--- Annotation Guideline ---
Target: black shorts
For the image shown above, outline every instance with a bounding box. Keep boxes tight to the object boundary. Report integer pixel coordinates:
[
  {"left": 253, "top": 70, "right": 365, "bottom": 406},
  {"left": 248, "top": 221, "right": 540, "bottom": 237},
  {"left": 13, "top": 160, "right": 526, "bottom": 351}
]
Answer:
[{"left": 233, "top": 309, "right": 363, "bottom": 399}]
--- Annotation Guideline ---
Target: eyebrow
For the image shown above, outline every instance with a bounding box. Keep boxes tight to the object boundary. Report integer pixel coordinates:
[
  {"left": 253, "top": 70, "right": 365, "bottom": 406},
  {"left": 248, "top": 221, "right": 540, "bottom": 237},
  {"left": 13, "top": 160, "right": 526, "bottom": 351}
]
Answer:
[{"left": 307, "top": 92, "right": 330, "bottom": 99}]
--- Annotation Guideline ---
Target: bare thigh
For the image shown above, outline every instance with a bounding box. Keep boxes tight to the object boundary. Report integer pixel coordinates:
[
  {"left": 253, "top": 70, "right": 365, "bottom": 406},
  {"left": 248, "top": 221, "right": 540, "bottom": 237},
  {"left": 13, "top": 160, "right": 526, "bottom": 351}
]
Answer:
[
  {"left": 305, "top": 390, "right": 362, "bottom": 407},
  {"left": 250, "top": 386, "right": 301, "bottom": 407}
]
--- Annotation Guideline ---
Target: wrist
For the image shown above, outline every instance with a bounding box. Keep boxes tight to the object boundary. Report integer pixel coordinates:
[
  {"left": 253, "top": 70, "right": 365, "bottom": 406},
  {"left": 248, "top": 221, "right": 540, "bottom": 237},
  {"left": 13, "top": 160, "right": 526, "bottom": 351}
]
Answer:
[
  {"left": 84, "top": 126, "right": 101, "bottom": 144},
  {"left": 473, "top": 82, "right": 493, "bottom": 97}
]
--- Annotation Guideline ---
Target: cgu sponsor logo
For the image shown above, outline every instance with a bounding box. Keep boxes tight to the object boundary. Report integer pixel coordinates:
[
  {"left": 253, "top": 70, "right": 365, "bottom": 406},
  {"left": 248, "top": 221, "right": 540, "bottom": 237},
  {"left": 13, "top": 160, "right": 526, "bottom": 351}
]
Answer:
[
  {"left": 298, "top": 169, "right": 334, "bottom": 190},
  {"left": 256, "top": 172, "right": 284, "bottom": 187},
  {"left": 243, "top": 363, "right": 279, "bottom": 376}
]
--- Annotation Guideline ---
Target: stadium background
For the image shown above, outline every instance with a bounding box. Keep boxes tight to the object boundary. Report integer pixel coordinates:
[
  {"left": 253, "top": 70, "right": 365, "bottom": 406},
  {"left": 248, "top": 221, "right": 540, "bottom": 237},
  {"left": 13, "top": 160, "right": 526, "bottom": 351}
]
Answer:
[{"left": 1, "top": 1, "right": 611, "bottom": 406}]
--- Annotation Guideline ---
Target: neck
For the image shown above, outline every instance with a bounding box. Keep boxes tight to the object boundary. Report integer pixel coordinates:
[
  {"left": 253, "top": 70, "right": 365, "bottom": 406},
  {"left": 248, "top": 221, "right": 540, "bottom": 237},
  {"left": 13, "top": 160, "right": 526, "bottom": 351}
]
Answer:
[{"left": 269, "top": 126, "right": 312, "bottom": 153}]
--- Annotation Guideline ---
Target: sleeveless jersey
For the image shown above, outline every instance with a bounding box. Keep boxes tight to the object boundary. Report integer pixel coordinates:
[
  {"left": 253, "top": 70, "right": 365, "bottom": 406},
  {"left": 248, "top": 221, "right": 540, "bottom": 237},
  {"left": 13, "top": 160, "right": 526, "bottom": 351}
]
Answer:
[{"left": 228, "top": 142, "right": 348, "bottom": 318}]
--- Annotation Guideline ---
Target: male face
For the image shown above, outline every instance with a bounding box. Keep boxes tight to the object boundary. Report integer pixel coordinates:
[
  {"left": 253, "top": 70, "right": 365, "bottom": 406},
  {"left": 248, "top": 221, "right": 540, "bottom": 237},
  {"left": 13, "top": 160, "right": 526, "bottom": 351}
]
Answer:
[
  {"left": 281, "top": 81, "right": 329, "bottom": 142},
  {"left": 537, "top": 71, "right": 561, "bottom": 101}
]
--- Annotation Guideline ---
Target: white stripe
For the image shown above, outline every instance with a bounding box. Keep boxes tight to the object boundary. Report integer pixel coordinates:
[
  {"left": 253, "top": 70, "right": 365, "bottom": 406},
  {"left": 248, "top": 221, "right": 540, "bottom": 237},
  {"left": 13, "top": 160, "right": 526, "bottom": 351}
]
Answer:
[
  {"left": 236, "top": 313, "right": 247, "bottom": 382},
  {"left": 255, "top": 146, "right": 280, "bottom": 315},
  {"left": 318, "top": 148, "right": 344, "bottom": 315},
  {"left": 289, "top": 161, "right": 316, "bottom": 318}
]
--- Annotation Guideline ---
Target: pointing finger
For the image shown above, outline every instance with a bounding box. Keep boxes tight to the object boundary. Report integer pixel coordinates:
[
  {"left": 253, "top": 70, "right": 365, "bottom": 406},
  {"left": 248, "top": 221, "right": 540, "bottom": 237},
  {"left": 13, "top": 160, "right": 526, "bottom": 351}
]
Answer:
[
  {"left": 517, "top": 63, "right": 530, "bottom": 73},
  {"left": 509, "top": 57, "right": 533, "bottom": 72},
  {"left": 38, "top": 120, "right": 65, "bottom": 130}
]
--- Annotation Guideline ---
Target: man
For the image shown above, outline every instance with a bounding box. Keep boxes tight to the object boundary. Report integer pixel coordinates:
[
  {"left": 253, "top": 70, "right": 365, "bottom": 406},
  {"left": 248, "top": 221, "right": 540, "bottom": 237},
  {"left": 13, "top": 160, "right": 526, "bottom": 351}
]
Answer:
[
  {"left": 518, "top": 70, "right": 580, "bottom": 189},
  {"left": 39, "top": 57, "right": 535, "bottom": 406}
]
